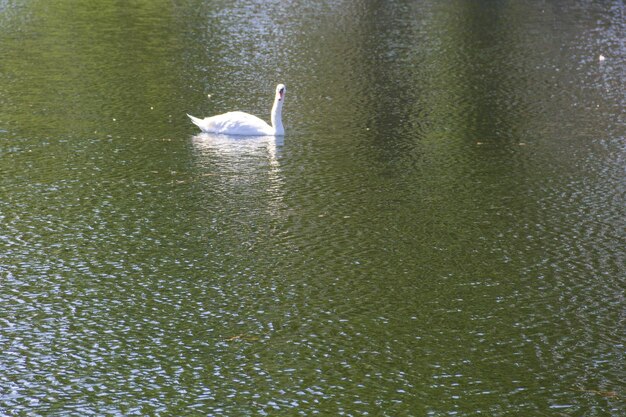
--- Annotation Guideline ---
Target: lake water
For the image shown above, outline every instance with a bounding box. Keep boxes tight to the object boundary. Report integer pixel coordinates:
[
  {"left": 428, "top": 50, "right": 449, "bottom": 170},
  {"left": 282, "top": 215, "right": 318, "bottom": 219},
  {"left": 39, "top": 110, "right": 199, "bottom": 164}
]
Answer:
[{"left": 1, "top": 0, "right": 624, "bottom": 415}]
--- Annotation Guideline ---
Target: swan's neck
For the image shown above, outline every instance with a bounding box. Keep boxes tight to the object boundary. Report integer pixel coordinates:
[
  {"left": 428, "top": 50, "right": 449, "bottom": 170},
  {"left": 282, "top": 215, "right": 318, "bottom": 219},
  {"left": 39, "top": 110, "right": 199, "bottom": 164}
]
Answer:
[{"left": 271, "top": 98, "right": 284, "bottom": 135}]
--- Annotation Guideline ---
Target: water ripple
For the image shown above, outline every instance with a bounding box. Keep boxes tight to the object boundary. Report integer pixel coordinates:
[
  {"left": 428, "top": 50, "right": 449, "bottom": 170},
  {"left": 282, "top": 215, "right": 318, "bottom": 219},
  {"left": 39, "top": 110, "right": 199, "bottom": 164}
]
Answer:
[{"left": 1, "top": 0, "right": 625, "bottom": 415}]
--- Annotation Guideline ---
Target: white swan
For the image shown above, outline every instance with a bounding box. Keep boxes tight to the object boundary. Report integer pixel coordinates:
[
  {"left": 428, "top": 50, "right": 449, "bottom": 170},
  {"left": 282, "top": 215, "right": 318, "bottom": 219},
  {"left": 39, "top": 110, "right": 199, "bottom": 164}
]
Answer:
[{"left": 188, "top": 84, "right": 286, "bottom": 136}]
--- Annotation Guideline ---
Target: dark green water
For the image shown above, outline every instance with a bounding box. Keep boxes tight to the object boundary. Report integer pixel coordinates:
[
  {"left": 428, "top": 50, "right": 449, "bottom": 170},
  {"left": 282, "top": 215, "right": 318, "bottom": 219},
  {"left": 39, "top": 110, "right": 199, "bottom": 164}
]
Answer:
[{"left": 1, "top": 0, "right": 624, "bottom": 415}]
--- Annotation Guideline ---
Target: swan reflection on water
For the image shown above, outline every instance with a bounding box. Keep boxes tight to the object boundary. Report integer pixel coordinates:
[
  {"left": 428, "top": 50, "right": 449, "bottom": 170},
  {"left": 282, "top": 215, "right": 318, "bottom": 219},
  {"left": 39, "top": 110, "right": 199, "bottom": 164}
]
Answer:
[
  {"left": 191, "top": 132, "right": 283, "bottom": 165},
  {"left": 191, "top": 133, "right": 285, "bottom": 215}
]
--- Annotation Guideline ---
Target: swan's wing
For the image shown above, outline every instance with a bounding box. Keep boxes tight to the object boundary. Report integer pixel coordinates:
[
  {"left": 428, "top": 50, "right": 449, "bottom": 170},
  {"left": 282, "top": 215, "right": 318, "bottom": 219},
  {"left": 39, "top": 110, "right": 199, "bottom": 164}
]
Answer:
[{"left": 200, "top": 111, "right": 273, "bottom": 136}]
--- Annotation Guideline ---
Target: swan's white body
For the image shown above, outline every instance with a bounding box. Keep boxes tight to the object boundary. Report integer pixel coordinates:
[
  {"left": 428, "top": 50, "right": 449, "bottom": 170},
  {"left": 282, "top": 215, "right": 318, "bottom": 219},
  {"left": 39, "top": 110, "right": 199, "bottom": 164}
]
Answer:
[{"left": 188, "top": 84, "right": 286, "bottom": 136}]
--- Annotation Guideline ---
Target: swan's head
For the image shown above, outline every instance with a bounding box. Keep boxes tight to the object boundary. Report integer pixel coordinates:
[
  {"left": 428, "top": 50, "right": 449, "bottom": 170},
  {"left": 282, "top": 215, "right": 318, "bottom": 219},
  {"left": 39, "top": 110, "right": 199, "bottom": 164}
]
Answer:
[{"left": 276, "top": 84, "right": 286, "bottom": 102}]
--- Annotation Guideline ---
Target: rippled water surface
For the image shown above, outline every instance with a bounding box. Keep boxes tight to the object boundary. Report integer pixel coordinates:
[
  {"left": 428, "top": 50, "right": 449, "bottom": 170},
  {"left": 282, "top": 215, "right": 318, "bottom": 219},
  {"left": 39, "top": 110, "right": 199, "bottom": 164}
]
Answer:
[{"left": 1, "top": 0, "right": 624, "bottom": 415}]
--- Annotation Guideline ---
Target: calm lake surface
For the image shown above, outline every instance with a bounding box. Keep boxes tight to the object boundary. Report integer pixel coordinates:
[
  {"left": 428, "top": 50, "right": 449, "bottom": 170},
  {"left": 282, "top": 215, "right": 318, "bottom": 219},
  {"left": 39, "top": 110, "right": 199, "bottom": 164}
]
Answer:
[{"left": 1, "top": 0, "right": 624, "bottom": 415}]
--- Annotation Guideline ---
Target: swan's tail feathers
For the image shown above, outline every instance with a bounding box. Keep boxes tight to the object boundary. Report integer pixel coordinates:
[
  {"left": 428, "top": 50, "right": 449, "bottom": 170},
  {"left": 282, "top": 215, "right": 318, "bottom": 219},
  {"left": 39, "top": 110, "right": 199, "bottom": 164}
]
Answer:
[{"left": 187, "top": 114, "right": 204, "bottom": 128}]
